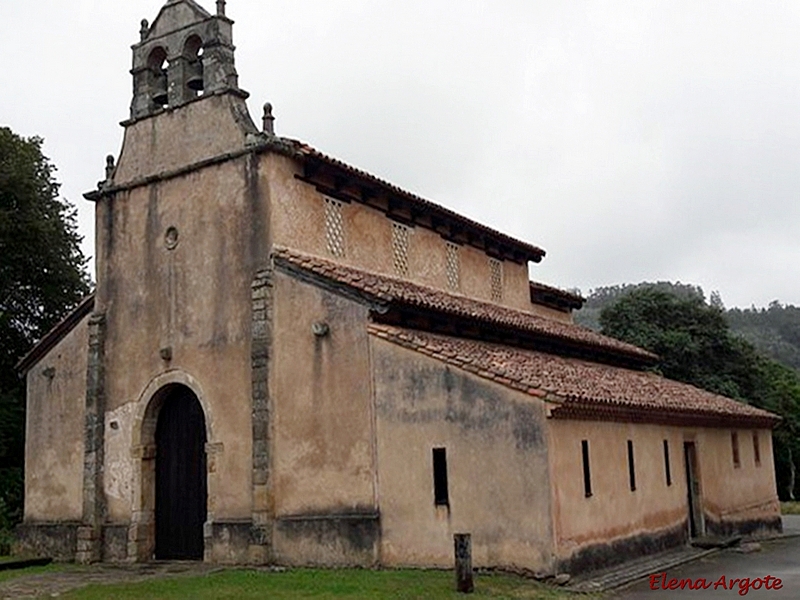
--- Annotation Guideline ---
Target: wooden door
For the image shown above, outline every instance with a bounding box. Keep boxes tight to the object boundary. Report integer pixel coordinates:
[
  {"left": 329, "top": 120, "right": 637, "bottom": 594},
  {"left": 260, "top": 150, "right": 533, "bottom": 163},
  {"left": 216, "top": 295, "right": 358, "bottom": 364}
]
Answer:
[{"left": 155, "top": 386, "right": 207, "bottom": 560}]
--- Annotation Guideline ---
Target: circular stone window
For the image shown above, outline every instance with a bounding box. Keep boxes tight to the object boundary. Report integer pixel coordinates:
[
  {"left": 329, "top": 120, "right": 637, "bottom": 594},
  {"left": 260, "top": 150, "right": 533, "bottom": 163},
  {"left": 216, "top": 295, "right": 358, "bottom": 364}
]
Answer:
[{"left": 164, "top": 226, "right": 179, "bottom": 250}]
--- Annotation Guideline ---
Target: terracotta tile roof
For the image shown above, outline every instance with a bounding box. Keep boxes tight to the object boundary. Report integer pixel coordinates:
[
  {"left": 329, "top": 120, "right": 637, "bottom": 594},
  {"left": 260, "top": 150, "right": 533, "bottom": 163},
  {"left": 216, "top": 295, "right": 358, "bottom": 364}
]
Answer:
[
  {"left": 16, "top": 294, "right": 95, "bottom": 375},
  {"left": 529, "top": 281, "right": 585, "bottom": 312},
  {"left": 272, "top": 246, "right": 657, "bottom": 365},
  {"left": 281, "top": 138, "right": 546, "bottom": 264},
  {"left": 368, "top": 324, "right": 780, "bottom": 427}
]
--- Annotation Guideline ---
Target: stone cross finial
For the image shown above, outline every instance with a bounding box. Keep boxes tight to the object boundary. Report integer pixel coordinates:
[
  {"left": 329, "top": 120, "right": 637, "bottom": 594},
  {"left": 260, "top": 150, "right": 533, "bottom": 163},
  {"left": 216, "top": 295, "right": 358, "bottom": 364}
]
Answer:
[
  {"left": 140, "top": 19, "right": 149, "bottom": 41},
  {"left": 263, "top": 103, "right": 275, "bottom": 135},
  {"left": 217, "top": 0, "right": 226, "bottom": 16}
]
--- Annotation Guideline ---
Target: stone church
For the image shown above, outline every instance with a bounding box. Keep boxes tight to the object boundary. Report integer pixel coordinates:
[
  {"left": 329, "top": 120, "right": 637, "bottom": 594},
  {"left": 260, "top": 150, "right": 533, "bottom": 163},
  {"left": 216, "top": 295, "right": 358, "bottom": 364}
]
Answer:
[{"left": 16, "top": 0, "right": 781, "bottom": 575}]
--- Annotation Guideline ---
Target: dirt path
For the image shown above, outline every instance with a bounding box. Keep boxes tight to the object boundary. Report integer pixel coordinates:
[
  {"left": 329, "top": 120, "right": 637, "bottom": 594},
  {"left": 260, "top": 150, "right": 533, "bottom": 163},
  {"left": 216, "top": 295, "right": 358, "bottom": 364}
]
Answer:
[{"left": 0, "top": 561, "right": 217, "bottom": 599}]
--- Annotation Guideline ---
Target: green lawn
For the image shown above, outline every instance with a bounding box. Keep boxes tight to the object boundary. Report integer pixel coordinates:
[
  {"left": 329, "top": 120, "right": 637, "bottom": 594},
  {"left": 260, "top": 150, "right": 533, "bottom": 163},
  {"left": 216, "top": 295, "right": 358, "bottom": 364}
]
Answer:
[
  {"left": 0, "top": 563, "right": 65, "bottom": 584},
  {"left": 61, "top": 568, "right": 586, "bottom": 600},
  {"left": 781, "top": 501, "right": 800, "bottom": 514}
]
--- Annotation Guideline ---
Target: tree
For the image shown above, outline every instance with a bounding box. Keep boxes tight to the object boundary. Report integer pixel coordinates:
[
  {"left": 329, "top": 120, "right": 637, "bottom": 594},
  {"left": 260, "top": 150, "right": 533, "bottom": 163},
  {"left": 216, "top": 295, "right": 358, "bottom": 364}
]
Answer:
[
  {"left": 576, "top": 281, "right": 706, "bottom": 332},
  {"left": 600, "top": 288, "right": 749, "bottom": 398},
  {"left": 599, "top": 286, "right": 800, "bottom": 500},
  {"left": 0, "top": 127, "right": 91, "bottom": 543}
]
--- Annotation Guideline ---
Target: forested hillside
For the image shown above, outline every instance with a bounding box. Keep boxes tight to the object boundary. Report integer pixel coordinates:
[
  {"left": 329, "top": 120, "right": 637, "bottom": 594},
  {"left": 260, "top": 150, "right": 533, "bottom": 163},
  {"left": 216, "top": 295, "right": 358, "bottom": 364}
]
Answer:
[
  {"left": 727, "top": 303, "right": 800, "bottom": 372},
  {"left": 576, "top": 284, "right": 800, "bottom": 374},
  {"left": 574, "top": 282, "right": 800, "bottom": 500}
]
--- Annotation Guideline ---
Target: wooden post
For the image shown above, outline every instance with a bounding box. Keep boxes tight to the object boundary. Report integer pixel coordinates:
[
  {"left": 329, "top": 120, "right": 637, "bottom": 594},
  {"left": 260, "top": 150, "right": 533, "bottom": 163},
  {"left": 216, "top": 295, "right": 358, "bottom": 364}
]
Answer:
[{"left": 454, "top": 533, "right": 474, "bottom": 593}]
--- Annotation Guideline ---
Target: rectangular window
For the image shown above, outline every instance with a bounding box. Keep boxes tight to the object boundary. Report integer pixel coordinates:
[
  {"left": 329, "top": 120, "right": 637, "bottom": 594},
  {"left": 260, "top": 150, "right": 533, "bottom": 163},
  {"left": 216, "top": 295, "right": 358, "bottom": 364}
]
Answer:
[
  {"left": 432, "top": 448, "right": 449, "bottom": 506},
  {"left": 323, "top": 197, "right": 345, "bottom": 257},
  {"left": 732, "top": 432, "right": 741, "bottom": 468},
  {"left": 627, "top": 440, "right": 636, "bottom": 491},
  {"left": 391, "top": 222, "right": 411, "bottom": 276},
  {"left": 753, "top": 432, "right": 761, "bottom": 467},
  {"left": 581, "top": 440, "right": 592, "bottom": 497},
  {"left": 663, "top": 440, "right": 672, "bottom": 486},
  {"left": 445, "top": 242, "right": 460, "bottom": 291},
  {"left": 489, "top": 258, "right": 503, "bottom": 302}
]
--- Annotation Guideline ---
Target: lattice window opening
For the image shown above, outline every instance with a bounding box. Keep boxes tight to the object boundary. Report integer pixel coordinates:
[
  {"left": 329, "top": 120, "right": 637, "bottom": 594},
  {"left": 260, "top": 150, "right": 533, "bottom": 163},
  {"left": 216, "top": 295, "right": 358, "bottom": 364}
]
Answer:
[
  {"left": 489, "top": 258, "right": 503, "bottom": 302},
  {"left": 391, "top": 222, "right": 412, "bottom": 276},
  {"left": 445, "top": 242, "right": 460, "bottom": 291},
  {"left": 324, "top": 197, "right": 345, "bottom": 257}
]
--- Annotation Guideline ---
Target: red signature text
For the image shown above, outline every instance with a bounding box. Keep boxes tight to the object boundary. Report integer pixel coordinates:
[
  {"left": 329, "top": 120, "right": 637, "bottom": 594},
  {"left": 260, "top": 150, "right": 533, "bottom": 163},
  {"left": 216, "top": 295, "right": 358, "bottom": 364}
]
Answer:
[{"left": 649, "top": 572, "right": 783, "bottom": 595}]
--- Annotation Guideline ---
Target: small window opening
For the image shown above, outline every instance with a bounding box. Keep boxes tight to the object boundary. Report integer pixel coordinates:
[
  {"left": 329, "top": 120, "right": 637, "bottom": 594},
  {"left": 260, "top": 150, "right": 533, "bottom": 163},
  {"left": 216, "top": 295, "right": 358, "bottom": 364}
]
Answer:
[
  {"left": 324, "top": 197, "right": 345, "bottom": 257},
  {"left": 432, "top": 447, "right": 449, "bottom": 506},
  {"left": 581, "top": 440, "right": 592, "bottom": 497},
  {"left": 445, "top": 242, "right": 460, "bottom": 291},
  {"left": 489, "top": 258, "right": 503, "bottom": 302},
  {"left": 732, "top": 432, "right": 741, "bottom": 468},
  {"left": 753, "top": 432, "right": 761, "bottom": 467},
  {"left": 391, "top": 222, "right": 411, "bottom": 276},
  {"left": 627, "top": 440, "right": 636, "bottom": 491},
  {"left": 663, "top": 440, "right": 672, "bottom": 486}
]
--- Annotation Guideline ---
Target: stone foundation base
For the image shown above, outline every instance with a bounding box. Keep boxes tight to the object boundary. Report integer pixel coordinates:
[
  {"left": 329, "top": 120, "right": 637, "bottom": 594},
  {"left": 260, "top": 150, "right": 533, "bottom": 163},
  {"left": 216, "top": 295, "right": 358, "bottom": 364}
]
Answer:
[
  {"left": 705, "top": 515, "right": 783, "bottom": 538},
  {"left": 18, "top": 512, "right": 381, "bottom": 567},
  {"left": 102, "top": 524, "right": 129, "bottom": 561},
  {"left": 205, "top": 520, "right": 257, "bottom": 564},
  {"left": 556, "top": 521, "right": 689, "bottom": 575},
  {"left": 273, "top": 511, "right": 380, "bottom": 567},
  {"left": 15, "top": 522, "right": 80, "bottom": 561}
]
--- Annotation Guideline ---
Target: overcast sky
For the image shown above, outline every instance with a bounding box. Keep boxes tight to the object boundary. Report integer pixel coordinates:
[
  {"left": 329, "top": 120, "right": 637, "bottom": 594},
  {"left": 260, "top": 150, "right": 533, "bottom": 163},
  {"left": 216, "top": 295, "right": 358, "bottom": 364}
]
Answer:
[{"left": 3, "top": 1, "right": 799, "bottom": 308}]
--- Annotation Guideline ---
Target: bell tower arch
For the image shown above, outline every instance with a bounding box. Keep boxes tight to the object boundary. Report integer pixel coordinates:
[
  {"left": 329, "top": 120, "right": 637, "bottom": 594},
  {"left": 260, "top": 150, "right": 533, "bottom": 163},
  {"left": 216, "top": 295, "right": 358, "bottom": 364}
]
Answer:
[
  {"left": 105, "top": 0, "right": 258, "bottom": 188},
  {"left": 130, "top": 0, "right": 246, "bottom": 120}
]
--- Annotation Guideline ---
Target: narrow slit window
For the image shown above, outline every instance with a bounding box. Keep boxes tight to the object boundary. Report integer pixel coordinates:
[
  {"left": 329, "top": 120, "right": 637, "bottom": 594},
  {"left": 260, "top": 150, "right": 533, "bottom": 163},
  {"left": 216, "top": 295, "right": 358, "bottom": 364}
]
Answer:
[
  {"left": 432, "top": 448, "right": 449, "bottom": 506},
  {"left": 489, "top": 258, "right": 503, "bottom": 301},
  {"left": 581, "top": 440, "right": 592, "bottom": 497},
  {"left": 753, "top": 432, "right": 761, "bottom": 467},
  {"left": 627, "top": 440, "right": 636, "bottom": 491},
  {"left": 663, "top": 440, "right": 672, "bottom": 486},
  {"left": 732, "top": 432, "right": 741, "bottom": 468}
]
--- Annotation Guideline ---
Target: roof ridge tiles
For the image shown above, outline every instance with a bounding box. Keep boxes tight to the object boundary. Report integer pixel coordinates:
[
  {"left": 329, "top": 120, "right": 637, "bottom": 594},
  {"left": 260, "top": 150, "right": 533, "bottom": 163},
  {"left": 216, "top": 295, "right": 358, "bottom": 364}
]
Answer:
[
  {"left": 273, "top": 246, "right": 657, "bottom": 365},
  {"left": 16, "top": 294, "right": 97, "bottom": 375}
]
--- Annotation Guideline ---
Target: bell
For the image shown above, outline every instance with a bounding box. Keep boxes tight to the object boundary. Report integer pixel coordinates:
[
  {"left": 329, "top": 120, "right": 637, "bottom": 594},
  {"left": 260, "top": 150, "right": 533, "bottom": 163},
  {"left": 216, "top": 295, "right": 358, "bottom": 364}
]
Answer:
[
  {"left": 186, "top": 59, "right": 204, "bottom": 91},
  {"left": 151, "top": 72, "right": 168, "bottom": 106}
]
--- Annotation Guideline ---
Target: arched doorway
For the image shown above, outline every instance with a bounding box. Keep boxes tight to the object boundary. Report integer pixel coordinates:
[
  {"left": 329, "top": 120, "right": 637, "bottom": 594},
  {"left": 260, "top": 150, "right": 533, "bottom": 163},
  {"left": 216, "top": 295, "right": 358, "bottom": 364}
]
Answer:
[{"left": 154, "top": 384, "right": 207, "bottom": 560}]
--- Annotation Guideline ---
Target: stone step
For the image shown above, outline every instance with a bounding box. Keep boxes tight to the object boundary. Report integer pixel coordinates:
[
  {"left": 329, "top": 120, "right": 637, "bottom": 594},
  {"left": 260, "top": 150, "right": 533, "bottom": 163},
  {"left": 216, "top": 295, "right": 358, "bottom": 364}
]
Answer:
[
  {"left": 567, "top": 547, "right": 717, "bottom": 593},
  {"left": 690, "top": 535, "right": 742, "bottom": 549}
]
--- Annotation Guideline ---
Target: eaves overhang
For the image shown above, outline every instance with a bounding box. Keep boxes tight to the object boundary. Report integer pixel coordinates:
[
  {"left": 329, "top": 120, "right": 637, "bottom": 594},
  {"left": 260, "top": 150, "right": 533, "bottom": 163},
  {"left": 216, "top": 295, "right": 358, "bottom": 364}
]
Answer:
[{"left": 291, "top": 142, "right": 546, "bottom": 265}]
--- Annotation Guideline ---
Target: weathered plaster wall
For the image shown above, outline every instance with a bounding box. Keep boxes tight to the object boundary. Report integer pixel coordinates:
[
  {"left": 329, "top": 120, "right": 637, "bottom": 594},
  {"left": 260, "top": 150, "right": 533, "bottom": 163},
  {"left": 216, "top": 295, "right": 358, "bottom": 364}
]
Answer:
[
  {"left": 527, "top": 303, "right": 574, "bottom": 324},
  {"left": 371, "top": 338, "right": 553, "bottom": 573},
  {"left": 113, "top": 94, "right": 255, "bottom": 185},
  {"left": 270, "top": 269, "right": 378, "bottom": 565},
  {"left": 96, "top": 153, "right": 259, "bottom": 524},
  {"left": 24, "top": 314, "right": 89, "bottom": 522},
  {"left": 695, "top": 428, "right": 779, "bottom": 533},
  {"left": 263, "top": 153, "right": 533, "bottom": 312},
  {"left": 549, "top": 421, "right": 687, "bottom": 572},
  {"left": 548, "top": 420, "right": 781, "bottom": 572}
]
